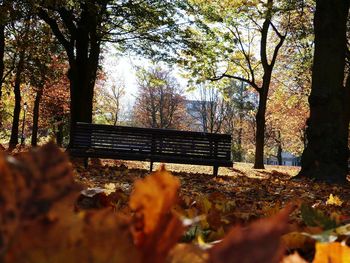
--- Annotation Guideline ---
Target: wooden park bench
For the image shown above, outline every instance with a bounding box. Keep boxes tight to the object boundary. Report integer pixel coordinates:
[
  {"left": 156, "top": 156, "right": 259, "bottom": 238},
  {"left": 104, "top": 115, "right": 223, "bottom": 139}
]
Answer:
[{"left": 68, "top": 122, "right": 233, "bottom": 176}]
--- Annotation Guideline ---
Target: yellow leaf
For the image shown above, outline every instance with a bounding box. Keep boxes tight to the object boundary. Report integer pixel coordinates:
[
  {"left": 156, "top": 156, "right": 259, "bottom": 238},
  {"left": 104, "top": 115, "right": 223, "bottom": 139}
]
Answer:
[
  {"left": 313, "top": 242, "right": 350, "bottom": 263},
  {"left": 326, "top": 194, "right": 343, "bottom": 206},
  {"left": 129, "top": 165, "right": 184, "bottom": 263},
  {"left": 129, "top": 164, "right": 180, "bottom": 237}
]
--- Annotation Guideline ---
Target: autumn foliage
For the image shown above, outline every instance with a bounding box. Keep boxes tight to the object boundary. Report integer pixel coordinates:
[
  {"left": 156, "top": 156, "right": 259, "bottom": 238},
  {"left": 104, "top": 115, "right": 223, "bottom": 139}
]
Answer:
[{"left": 1, "top": 144, "right": 350, "bottom": 262}]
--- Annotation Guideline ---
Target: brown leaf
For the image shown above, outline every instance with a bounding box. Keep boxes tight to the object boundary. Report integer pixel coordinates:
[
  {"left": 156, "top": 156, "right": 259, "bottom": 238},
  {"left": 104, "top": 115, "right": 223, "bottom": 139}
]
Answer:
[
  {"left": 2, "top": 143, "right": 140, "bottom": 263},
  {"left": 15, "top": 142, "right": 81, "bottom": 213},
  {"left": 209, "top": 203, "right": 297, "bottom": 263},
  {"left": 0, "top": 153, "right": 26, "bottom": 256},
  {"left": 5, "top": 193, "right": 140, "bottom": 263},
  {"left": 129, "top": 165, "right": 184, "bottom": 263}
]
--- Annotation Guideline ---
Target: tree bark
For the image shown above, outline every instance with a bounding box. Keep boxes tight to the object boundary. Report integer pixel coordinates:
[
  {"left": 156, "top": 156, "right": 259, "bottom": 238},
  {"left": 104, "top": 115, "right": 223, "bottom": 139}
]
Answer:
[
  {"left": 38, "top": 3, "right": 104, "bottom": 146},
  {"left": 9, "top": 49, "right": 25, "bottom": 149},
  {"left": 298, "top": 0, "right": 349, "bottom": 183},
  {"left": 277, "top": 143, "right": 283, "bottom": 165},
  {"left": 254, "top": 87, "right": 268, "bottom": 168},
  {"left": 56, "top": 118, "right": 64, "bottom": 147},
  {"left": 31, "top": 88, "right": 43, "bottom": 146},
  {"left": 0, "top": 24, "right": 5, "bottom": 100}
]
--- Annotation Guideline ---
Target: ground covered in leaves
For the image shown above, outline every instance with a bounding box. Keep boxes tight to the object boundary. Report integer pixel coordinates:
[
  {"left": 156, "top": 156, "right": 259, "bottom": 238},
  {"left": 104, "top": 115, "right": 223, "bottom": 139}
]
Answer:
[
  {"left": 2, "top": 144, "right": 350, "bottom": 263},
  {"left": 75, "top": 159, "right": 350, "bottom": 225},
  {"left": 74, "top": 159, "right": 350, "bottom": 262}
]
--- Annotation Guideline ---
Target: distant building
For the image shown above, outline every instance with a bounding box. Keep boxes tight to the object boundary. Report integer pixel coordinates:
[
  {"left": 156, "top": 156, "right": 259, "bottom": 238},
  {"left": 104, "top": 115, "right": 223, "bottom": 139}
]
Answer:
[
  {"left": 185, "top": 100, "right": 207, "bottom": 132},
  {"left": 265, "top": 152, "right": 301, "bottom": 166}
]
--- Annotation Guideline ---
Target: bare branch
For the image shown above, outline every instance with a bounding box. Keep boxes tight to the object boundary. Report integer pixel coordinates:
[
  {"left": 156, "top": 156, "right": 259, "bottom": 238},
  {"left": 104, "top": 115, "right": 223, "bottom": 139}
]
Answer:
[{"left": 209, "top": 72, "right": 260, "bottom": 91}]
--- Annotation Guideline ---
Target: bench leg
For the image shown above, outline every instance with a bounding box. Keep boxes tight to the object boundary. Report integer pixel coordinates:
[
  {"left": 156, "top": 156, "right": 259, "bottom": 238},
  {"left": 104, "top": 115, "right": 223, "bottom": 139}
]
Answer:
[
  {"left": 84, "top": 158, "right": 89, "bottom": 168},
  {"left": 150, "top": 161, "right": 153, "bottom": 172},
  {"left": 213, "top": 165, "right": 218, "bottom": 176}
]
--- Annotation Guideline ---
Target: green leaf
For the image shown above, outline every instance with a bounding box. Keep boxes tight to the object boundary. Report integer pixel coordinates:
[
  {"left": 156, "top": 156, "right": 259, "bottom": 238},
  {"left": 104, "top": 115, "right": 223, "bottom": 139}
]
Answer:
[{"left": 300, "top": 203, "right": 337, "bottom": 230}]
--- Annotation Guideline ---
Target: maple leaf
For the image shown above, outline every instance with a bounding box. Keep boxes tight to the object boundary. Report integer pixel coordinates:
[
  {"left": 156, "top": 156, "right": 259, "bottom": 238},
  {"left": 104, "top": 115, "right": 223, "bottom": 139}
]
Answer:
[
  {"left": 129, "top": 164, "right": 184, "bottom": 263},
  {"left": 209, "top": 203, "right": 297, "bottom": 263},
  {"left": 326, "top": 194, "right": 343, "bottom": 207}
]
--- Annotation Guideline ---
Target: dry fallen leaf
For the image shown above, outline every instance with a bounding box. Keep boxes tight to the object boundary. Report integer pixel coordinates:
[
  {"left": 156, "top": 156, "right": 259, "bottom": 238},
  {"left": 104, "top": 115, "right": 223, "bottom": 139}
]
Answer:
[
  {"left": 313, "top": 242, "right": 350, "bottom": 263},
  {"left": 209, "top": 203, "right": 297, "bottom": 263},
  {"left": 326, "top": 194, "right": 343, "bottom": 207},
  {"left": 2, "top": 143, "right": 140, "bottom": 263},
  {"left": 129, "top": 164, "right": 184, "bottom": 263}
]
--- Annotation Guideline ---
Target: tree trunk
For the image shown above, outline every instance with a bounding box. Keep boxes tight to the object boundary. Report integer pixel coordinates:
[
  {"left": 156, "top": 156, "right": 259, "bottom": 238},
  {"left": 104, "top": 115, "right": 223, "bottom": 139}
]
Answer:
[
  {"left": 298, "top": 0, "right": 349, "bottom": 183},
  {"left": 237, "top": 122, "right": 243, "bottom": 162},
  {"left": 254, "top": 91, "right": 267, "bottom": 169},
  {"left": 56, "top": 119, "right": 64, "bottom": 147},
  {"left": 67, "top": 8, "right": 100, "bottom": 146},
  {"left": 253, "top": 72, "right": 271, "bottom": 169},
  {"left": 31, "top": 88, "right": 43, "bottom": 146},
  {"left": 38, "top": 4, "right": 103, "bottom": 147},
  {"left": 276, "top": 130, "right": 283, "bottom": 165},
  {"left": 0, "top": 24, "right": 4, "bottom": 100},
  {"left": 277, "top": 143, "right": 283, "bottom": 165},
  {"left": 9, "top": 49, "right": 25, "bottom": 149},
  {"left": 253, "top": 0, "right": 285, "bottom": 169},
  {"left": 68, "top": 63, "right": 95, "bottom": 144}
]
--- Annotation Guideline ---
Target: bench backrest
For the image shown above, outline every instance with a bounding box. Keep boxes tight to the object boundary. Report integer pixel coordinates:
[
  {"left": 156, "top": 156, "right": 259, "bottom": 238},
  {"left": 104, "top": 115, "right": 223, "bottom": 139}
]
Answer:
[{"left": 72, "top": 123, "right": 232, "bottom": 161}]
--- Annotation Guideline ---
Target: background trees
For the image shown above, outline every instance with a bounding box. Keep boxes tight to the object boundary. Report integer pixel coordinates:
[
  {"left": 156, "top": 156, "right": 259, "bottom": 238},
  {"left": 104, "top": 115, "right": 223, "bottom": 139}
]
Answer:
[
  {"left": 133, "top": 66, "right": 188, "bottom": 130},
  {"left": 35, "top": 0, "right": 189, "bottom": 145},
  {"left": 1, "top": 0, "right": 350, "bottom": 185},
  {"left": 182, "top": 0, "right": 293, "bottom": 168},
  {"left": 188, "top": 83, "right": 226, "bottom": 133},
  {"left": 95, "top": 83, "right": 126, "bottom": 126}
]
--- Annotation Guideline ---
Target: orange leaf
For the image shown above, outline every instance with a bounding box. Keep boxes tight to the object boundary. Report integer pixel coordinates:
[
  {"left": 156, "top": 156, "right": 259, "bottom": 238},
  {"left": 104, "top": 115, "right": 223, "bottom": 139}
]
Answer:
[
  {"left": 209, "top": 203, "right": 297, "bottom": 263},
  {"left": 313, "top": 242, "right": 350, "bottom": 263},
  {"left": 129, "top": 165, "right": 184, "bottom": 263}
]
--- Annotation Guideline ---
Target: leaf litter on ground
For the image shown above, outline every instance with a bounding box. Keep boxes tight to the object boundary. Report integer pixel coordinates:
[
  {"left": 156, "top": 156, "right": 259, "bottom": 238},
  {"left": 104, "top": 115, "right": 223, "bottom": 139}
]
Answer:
[{"left": 1, "top": 144, "right": 350, "bottom": 262}]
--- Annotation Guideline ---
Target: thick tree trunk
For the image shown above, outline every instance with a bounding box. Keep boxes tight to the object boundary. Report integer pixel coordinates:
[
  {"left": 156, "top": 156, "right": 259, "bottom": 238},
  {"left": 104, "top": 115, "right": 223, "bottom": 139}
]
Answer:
[
  {"left": 67, "top": 7, "right": 100, "bottom": 147},
  {"left": 9, "top": 49, "right": 25, "bottom": 149},
  {"left": 68, "top": 63, "right": 95, "bottom": 144},
  {"left": 298, "top": 0, "right": 349, "bottom": 183},
  {"left": 38, "top": 4, "right": 103, "bottom": 147},
  {"left": 31, "top": 88, "right": 43, "bottom": 146}
]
